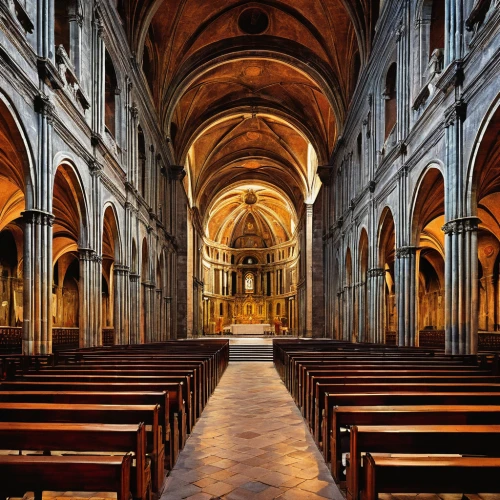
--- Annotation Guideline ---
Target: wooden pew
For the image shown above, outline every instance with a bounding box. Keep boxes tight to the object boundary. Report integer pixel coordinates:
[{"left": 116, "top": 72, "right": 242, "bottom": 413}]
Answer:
[
  {"left": 0, "top": 422, "right": 148, "bottom": 500},
  {"left": 347, "top": 424, "right": 500, "bottom": 500},
  {"left": 0, "top": 379, "right": 185, "bottom": 463},
  {"left": 331, "top": 404, "right": 500, "bottom": 481},
  {"left": 18, "top": 372, "right": 194, "bottom": 433},
  {"left": 23, "top": 371, "right": 196, "bottom": 432},
  {"left": 0, "top": 402, "right": 164, "bottom": 494},
  {"left": 321, "top": 391, "right": 500, "bottom": 463},
  {"left": 306, "top": 373, "right": 499, "bottom": 424},
  {"left": 299, "top": 367, "right": 492, "bottom": 409},
  {"left": 361, "top": 454, "right": 500, "bottom": 500},
  {"left": 0, "top": 454, "right": 132, "bottom": 500},
  {"left": 0, "top": 390, "right": 174, "bottom": 472},
  {"left": 47, "top": 361, "right": 207, "bottom": 413},
  {"left": 314, "top": 381, "right": 500, "bottom": 448}
]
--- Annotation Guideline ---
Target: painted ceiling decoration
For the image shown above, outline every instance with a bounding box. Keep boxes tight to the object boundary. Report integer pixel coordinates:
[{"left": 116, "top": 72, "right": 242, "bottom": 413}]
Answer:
[{"left": 119, "top": 0, "right": 376, "bottom": 248}]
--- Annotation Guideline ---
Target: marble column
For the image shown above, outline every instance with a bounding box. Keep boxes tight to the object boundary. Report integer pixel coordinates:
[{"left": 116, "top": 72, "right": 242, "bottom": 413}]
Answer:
[
  {"left": 396, "top": 5, "right": 410, "bottom": 142},
  {"left": 304, "top": 203, "right": 314, "bottom": 337},
  {"left": 445, "top": 0, "right": 464, "bottom": 65},
  {"left": 368, "top": 268, "right": 385, "bottom": 344},
  {"left": 129, "top": 273, "right": 140, "bottom": 344},
  {"left": 91, "top": 12, "right": 104, "bottom": 136},
  {"left": 113, "top": 264, "right": 129, "bottom": 344},
  {"left": 22, "top": 210, "right": 54, "bottom": 354},
  {"left": 443, "top": 217, "right": 479, "bottom": 354},
  {"left": 396, "top": 246, "right": 417, "bottom": 346},
  {"left": 165, "top": 296, "right": 173, "bottom": 339},
  {"left": 142, "top": 281, "right": 155, "bottom": 343},
  {"left": 156, "top": 288, "right": 162, "bottom": 341},
  {"left": 79, "top": 249, "right": 96, "bottom": 348},
  {"left": 358, "top": 280, "right": 367, "bottom": 342}
]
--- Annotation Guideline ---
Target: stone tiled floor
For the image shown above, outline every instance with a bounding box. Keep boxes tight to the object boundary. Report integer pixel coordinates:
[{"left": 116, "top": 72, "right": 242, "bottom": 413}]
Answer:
[{"left": 160, "top": 362, "right": 344, "bottom": 500}]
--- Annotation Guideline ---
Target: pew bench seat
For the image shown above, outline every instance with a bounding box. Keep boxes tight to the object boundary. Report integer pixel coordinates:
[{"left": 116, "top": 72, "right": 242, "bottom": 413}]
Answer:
[
  {"left": 361, "top": 454, "right": 500, "bottom": 500},
  {"left": 0, "top": 454, "right": 131, "bottom": 500},
  {"left": 347, "top": 424, "right": 500, "bottom": 500}
]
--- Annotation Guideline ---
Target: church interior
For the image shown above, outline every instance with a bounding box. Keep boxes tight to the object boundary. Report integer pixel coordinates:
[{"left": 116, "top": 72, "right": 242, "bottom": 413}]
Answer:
[{"left": 1, "top": 0, "right": 500, "bottom": 498}]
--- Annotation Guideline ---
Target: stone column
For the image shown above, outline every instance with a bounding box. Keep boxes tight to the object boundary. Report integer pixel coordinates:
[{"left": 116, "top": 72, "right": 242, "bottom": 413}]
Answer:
[
  {"left": 358, "top": 280, "right": 366, "bottom": 342},
  {"left": 22, "top": 210, "right": 54, "bottom": 354},
  {"left": 165, "top": 296, "right": 173, "bottom": 339},
  {"left": 368, "top": 268, "right": 386, "bottom": 344},
  {"left": 113, "top": 264, "right": 129, "bottom": 344},
  {"left": 443, "top": 217, "right": 479, "bottom": 354},
  {"left": 396, "top": 246, "right": 417, "bottom": 346},
  {"left": 304, "top": 204, "right": 314, "bottom": 337},
  {"left": 129, "top": 273, "right": 140, "bottom": 344},
  {"left": 156, "top": 288, "right": 162, "bottom": 341},
  {"left": 91, "top": 12, "right": 105, "bottom": 137},
  {"left": 445, "top": 0, "right": 464, "bottom": 65},
  {"left": 79, "top": 249, "right": 93, "bottom": 347},
  {"left": 396, "top": 7, "right": 410, "bottom": 142},
  {"left": 142, "top": 282, "right": 155, "bottom": 343}
]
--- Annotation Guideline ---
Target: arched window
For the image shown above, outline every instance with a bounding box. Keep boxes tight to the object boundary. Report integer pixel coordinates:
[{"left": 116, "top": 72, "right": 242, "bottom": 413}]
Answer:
[
  {"left": 54, "top": 0, "right": 82, "bottom": 78},
  {"left": 429, "top": 0, "right": 445, "bottom": 59},
  {"left": 105, "top": 51, "right": 118, "bottom": 137},
  {"left": 138, "top": 126, "right": 146, "bottom": 197},
  {"left": 384, "top": 63, "right": 397, "bottom": 141}
]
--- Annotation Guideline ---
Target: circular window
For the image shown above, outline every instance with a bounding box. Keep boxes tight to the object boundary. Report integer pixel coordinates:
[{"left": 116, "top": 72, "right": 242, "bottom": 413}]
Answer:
[{"left": 238, "top": 8, "right": 269, "bottom": 35}]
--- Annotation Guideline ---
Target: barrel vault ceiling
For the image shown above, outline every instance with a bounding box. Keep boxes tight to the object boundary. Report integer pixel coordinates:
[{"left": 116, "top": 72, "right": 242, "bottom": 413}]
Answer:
[{"left": 118, "top": 0, "right": 377, "bottom": 246}]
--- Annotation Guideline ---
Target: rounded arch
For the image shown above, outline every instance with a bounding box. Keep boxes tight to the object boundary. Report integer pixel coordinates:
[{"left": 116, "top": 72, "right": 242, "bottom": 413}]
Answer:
[
  {"left": 52, "top": 159, "right": 89, "bottom": 249},
  {"left": 0, "top": 91, "right": 35, "bottom": 211},
  {"left": 467, "top": 93, "right": 500, "bottom": 215},
  {"left": 102, "top": 203, "right": 122, "bottom": 263},
  {"left": 163, "top": 44, "right": 345, "bottom": 135},
  {"left": 345, "top": 247, "right": 352, "bottom": 286},
  {"left": 141, "top": 237, "right": 150, "bottom": 281},
  {"left": 410, "top": 164, "right": 445, "bottom": 249},
  {"left": 377, "top": 206, "right": 396, "bottom": 266},
  {"left": 131, "top": 238, "right": 138, "bottom": 274},
  {"left": 358, "top": 228, "right": 369, "bottom": 278}
]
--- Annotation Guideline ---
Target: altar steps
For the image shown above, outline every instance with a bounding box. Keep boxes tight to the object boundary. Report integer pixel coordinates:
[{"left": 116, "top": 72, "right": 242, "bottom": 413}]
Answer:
[{"left": 229, "top": 344, "right": 273, "bottom": 362}]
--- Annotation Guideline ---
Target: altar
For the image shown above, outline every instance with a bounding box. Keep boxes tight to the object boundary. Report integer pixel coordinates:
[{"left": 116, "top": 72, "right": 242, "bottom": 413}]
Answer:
[{"left": 230, "top": 324, "right": 271, "bottom": 335}]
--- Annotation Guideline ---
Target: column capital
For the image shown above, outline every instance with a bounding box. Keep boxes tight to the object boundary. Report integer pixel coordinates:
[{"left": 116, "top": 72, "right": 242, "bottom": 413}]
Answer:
[
  {"left": 317, "top": 165, "right": 334, "bottom": 186},
  {"left": 78, "top": 248, "right": 94, "bottom": 261},
  {"left": 368, "top": 267, "right": 385, "bottom": 277},
  {"left": 396, "top": 246, "right": 417, "bottom": 258},
  {"left": 114, "top": 264, "right": 130, "bottom": 275},
  {"left": 22, "top": 209, "right": 54, "bottom": 226},
  {"left": 129, "top": 273, "right": 140, "bottom": 282},
  {"left": 444, "top": 99, "right": 467, "bottom": 127},
  {"left": 167, "top": 165, "right": 186, "bottom": 181},
  {"left": 442, "top": 216, "right": 480, "bottom": 234},
  {"left": 34, "top": 94, "right": 56, "bottom": 122}
]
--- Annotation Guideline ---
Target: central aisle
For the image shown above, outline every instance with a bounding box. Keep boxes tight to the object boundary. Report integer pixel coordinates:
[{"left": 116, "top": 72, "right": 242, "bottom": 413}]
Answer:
[{"left": 160, "top": 362, "right": 344, "bottom": 500}]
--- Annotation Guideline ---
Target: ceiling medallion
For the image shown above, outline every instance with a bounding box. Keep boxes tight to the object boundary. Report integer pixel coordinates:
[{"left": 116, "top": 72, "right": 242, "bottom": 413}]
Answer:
[
  {"left": 246, "top": 131, "right": 260, "bottom": 140},
  {"left": 243, "top": 160, "right": 261, "bottom": 169},
  {"left": 238, "top": 8, "right": 269, "bottom": 35},
  {"left": 244, "top": 189, "right": 258, "bottom": 205},
  {"left": 244, "top": 66, "right": 263, "bottom": 77}
]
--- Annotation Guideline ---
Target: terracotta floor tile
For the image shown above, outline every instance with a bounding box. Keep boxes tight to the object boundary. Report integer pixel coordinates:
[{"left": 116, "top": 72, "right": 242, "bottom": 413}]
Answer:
[
  {"left": 160, "top": 360, "right": 341, "bottom": 500},
  {"left": 200, "top": 480, "right": 234, "bottom": 496}
]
